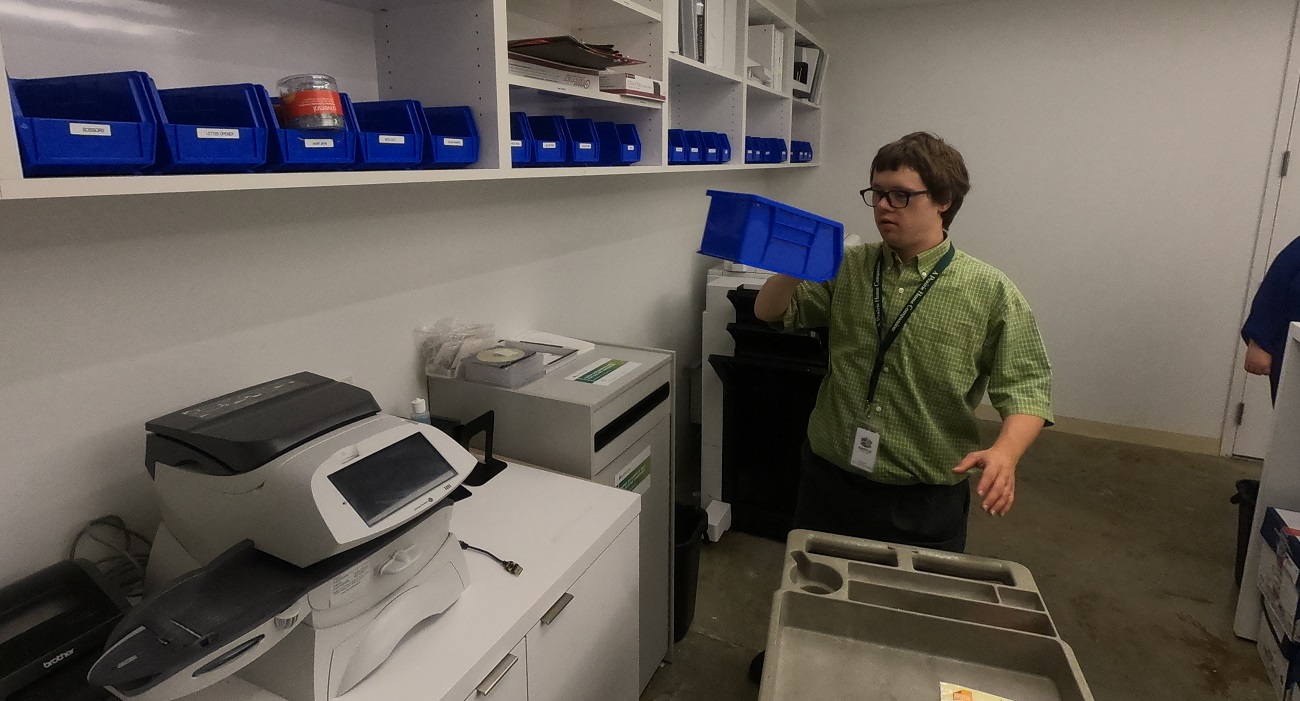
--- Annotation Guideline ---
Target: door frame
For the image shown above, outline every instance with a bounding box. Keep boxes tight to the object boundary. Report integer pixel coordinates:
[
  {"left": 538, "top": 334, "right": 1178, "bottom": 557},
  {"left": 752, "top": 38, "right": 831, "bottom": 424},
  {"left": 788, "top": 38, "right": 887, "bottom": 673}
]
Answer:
[{"left": 1222, "top": 0, "right": 1300, "bottom": 456}]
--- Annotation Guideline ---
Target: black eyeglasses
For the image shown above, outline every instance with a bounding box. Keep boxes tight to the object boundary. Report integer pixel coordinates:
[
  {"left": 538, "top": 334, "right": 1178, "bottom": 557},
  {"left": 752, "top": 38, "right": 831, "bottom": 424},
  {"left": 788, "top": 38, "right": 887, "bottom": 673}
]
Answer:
[{"left": 860, "top": 188, "right": 930, "bottom": 208}]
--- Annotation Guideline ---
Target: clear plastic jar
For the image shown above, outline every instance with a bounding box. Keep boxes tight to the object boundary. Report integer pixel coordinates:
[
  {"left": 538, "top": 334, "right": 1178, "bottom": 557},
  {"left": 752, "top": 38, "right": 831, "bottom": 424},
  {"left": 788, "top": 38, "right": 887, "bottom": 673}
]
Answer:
[{"left": 275, "top": 74, "right": 345, "bottom": 130}]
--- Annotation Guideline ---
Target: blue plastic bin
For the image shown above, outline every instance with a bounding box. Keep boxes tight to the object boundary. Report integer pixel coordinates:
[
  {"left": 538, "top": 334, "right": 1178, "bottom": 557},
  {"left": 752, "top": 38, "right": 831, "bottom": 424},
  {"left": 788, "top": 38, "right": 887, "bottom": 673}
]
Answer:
[
  {"left": 150, "top": 82, "right": 268, "bottom": 174},
  {"left": 422, "top": 106, "right": 479, "bottom": 168},
  {"left": 684, "top": 130, "right": 704, "bottom": 163},
  {"left": 668, "top": 129, "right": 689, "bottom": 164},
  {"left": 256, "top": 85, "right": 355, "bottom": 172},
  {"left": 595, "top": 122, "right": 641, "bottom": 165},
  {"left": 794, "top": 140, "right": 814, "bottom": 163},
  {"left": 718, "top": 133, "right": 732, "bottom": 163},
  {"left": 510, "top": 112, "right": 534, "bottom": 165},
  {"left": 772, "top": 138, "right": 788, "bottom": 163},
  {"left": 9, "top": 71, "right": 158, "bottom": 176},
  {"left": 701, "top": 132, "right": 722, "bottom": 164},
  {"left": 347, "top": 96, "right": 425, "bottom": 170},
  {"left": 699, "top": 190, "right": 844, "bottom": 282},
  {"left": 745, "top": 136, "right": 761, "bottom": 164},
  {"left": 526, "top": 115, "right": 568, "bottom": 166},
  {"left": 565, "top": 118, "right": 600, "bottom": 165}
]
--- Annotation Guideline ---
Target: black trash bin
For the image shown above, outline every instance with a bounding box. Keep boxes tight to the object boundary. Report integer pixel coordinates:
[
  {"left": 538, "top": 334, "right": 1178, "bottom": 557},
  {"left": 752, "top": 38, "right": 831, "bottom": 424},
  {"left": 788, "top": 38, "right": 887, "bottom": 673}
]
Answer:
[
  {"left": 674, "top": 504, "right": 708, "bottom": 642},
  {"left": 1232, "top": 478, "right": 1260, "bottom": 587}
]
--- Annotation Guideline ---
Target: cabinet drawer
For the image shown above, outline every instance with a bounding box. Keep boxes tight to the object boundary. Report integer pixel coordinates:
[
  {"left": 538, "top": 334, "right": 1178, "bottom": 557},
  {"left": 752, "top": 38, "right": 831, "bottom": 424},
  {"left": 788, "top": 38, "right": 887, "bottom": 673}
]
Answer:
[{"left": 463, "top": 639, "right": 527, "bottom": 701}]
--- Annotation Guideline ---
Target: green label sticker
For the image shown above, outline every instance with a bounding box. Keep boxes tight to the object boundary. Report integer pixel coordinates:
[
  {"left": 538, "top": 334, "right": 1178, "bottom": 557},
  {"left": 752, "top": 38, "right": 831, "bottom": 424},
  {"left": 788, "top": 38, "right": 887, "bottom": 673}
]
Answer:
[
  {"left": 566, "top": 358, "right": 642, "bottom": 386},
  {"left": 615, "top": 448, "right": 652, "bottom": 495}
]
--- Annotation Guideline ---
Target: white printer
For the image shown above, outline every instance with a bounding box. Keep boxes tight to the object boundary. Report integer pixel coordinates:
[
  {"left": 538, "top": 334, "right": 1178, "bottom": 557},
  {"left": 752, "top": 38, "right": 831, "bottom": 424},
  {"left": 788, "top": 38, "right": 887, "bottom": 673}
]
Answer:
[{"left": 89, "top": 373, "right": 477, "bottom": 701}]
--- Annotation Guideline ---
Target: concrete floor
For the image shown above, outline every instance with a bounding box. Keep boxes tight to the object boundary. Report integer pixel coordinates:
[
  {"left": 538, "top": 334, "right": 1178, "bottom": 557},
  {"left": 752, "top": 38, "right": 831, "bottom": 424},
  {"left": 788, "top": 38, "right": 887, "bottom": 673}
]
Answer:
[{"left": 643, "top": 428, "right": 1273, "bottom": 701}]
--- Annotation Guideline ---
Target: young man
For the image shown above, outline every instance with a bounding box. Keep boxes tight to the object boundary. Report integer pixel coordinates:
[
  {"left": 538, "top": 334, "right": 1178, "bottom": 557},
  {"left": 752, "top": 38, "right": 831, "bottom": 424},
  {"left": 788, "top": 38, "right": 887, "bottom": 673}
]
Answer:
[
  {"left": 746, "top": 131, "right": 1052, "bottom": 682},
  {"left": 756, "top": 131, "right": 1052, "bottom": 548}
]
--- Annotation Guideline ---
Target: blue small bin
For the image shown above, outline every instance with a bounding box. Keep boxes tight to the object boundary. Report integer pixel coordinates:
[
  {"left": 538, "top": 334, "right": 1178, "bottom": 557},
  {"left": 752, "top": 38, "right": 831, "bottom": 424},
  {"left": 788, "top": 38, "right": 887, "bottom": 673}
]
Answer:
[
  {"left": 792, "top": 140, "right": 814, "bottom": 163},
  {"left": 565, "top": 118, "right": 600, "bottom": 165},
  {"left": 744, "top": 136, "right": 761, "bottom": 164},
  {"left": 10, "top": 71, "right": 158, "bottom": 176},
  {"left": 526, "top": 115, "right": 568, "bottom": 166},
  {"left": 256, "top": 85, "right": 355, "bottom": 172},
  {"left": 684, "top": 130, "right": 704, "bottom": 163},
  {"left": 150, "top": 82, "right": 268, "bottom": 174},
  {"left": 347, "top": 96, "right": 425, "bottom": 170},
  {"left": 772, "top": 138, "right": 788, "bottom": 163},
  {"left": 595, "top": 122, "right": 641, "bottom": 165},
  {"left": 510, "top": 112, "right": 534, "bottom": 165},
  {"left": 718, "top": 133, "right": 732, "bottom": 163},
  {"left": 701, "top": 132, "right": 722, "bottom": 164},
  {"left": 422, "top": 106, "right": 479, "bottom": 168},
  {"left": 700, "top": 190, "right": 844, "bottom": 282},
  {"left": 668, "top": 129, "right": 689, "bottom": 164}
]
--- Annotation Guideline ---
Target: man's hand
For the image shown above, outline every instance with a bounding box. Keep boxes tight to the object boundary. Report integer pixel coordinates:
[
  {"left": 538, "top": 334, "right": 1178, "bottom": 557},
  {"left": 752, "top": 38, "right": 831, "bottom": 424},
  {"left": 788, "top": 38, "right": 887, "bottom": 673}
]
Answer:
[
  {"left": 1246, "top": 340, "right": 1273, "bottom": 376},
  {"left": 953, "top": 448, "right": 1017, "bottom": 516}
]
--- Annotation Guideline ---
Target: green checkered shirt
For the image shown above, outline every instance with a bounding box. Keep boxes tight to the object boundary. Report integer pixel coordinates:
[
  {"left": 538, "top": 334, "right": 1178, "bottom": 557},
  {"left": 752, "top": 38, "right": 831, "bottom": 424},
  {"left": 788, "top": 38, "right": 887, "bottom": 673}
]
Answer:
[{"left": 783, "top": 239, "right": 1053, "bottom": 485}]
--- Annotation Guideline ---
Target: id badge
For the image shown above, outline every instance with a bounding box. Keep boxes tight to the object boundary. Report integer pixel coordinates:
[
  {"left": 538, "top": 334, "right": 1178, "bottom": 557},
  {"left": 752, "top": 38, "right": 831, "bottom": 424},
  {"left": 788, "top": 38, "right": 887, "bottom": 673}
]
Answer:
[{"left": 849, "top": 426, "right": 880, "bottom": 473}]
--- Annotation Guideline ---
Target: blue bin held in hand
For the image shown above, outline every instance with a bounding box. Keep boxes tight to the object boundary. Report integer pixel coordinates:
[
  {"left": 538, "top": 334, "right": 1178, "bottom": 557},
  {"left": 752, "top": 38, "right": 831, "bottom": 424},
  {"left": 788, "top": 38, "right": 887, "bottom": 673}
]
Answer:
[{"left": 699, "top": 190, "right": 844, "bottom": 282}]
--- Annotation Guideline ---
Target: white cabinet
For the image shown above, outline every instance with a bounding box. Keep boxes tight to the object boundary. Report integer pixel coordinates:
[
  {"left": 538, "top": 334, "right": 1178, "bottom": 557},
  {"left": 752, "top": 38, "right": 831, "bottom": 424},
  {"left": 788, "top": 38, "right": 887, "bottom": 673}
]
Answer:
[
  {"left": 525, "top": 521, "right": 639, "bottom": 701},
  {"left": 463, "top": 640, "right": 527, "bottom": 701}
]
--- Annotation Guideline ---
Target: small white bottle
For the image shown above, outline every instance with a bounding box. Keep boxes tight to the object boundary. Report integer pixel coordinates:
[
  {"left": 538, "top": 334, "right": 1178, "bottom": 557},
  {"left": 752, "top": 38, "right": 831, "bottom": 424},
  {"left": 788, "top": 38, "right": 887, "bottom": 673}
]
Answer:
[{"left": 409, "top": 398, "right": 432, "bottom": 425}]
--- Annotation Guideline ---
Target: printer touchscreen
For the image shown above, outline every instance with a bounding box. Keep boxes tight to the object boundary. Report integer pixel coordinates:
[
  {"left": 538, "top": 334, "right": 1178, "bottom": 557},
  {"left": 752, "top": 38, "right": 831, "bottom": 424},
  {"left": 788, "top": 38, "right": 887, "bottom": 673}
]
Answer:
[{"left": 328, "top": 433, "right": 457, "bottom": 526}]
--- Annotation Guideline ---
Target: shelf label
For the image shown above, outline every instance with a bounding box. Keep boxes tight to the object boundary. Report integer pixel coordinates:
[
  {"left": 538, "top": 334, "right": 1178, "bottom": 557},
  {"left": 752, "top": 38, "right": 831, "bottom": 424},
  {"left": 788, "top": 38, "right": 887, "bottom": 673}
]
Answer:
[
  {"left": 69, "top": 123, "right": 111, "bottom": 137},
  {"left": 674, "top": 147, "right": 684, "bottom": 153},
  {"left": 541, "top": 141, "right": 558, "bottom": 149},
  {"left": 510, "top": 140, "right": 523, "bottom": 147},
  {"left": 443, "top": 137, "right": 464, "bottom": 147},
  {"left": 196, "top": 128, "right": 240, "bottom": 140},
  {"left": 379, "top": 135, "right": 406, "bottom": 145},
  {"left": 304, "top": 138, "right": 335, "bottom": 149},
  {"left": 578, "top": 142, "right": 592, "bottom": 150},
  {"left": 627, "top": 145, "right": 636, "bottom": 151},
  {"left": 690, "top": 147, "right": 699, "bottom": 153},
  {"left": 707, "top": 148, "right": 717, "bottom": 154}
]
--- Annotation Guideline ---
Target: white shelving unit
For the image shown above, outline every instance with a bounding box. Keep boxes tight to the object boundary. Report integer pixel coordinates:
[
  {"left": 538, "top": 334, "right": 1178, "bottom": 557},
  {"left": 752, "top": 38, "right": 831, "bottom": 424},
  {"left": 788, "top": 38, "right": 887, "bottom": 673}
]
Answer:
[{"left": 0, "top": 0, "right": 826, "bottom": 200}]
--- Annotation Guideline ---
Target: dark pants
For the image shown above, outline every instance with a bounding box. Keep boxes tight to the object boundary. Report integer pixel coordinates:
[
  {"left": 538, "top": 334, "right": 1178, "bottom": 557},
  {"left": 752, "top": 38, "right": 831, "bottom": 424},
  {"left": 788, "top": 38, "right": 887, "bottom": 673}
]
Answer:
[{"left": 792, "top": 443, "right": 971, "bottom": 553}]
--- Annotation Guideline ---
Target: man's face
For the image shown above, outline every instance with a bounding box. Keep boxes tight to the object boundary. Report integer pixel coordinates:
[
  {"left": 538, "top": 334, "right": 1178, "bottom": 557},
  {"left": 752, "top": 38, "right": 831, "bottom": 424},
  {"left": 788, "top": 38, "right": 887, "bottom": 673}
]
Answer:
[{"left": 870, "top": 167, "right": 949, "bottom": 251}]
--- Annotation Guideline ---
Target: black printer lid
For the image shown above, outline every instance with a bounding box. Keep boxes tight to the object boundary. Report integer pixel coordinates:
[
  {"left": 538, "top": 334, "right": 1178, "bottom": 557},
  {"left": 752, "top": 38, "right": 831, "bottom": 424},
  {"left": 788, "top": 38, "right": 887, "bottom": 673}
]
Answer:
[{"left": 146, "top": 372, "right": 381, "bottom": 475}]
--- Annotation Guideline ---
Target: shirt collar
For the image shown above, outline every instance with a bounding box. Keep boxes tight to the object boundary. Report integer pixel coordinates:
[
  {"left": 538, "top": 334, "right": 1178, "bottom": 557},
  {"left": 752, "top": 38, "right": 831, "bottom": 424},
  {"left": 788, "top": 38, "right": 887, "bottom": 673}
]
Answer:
[{"left": 884, "top": 236, "right": 952, "bottom": 273}]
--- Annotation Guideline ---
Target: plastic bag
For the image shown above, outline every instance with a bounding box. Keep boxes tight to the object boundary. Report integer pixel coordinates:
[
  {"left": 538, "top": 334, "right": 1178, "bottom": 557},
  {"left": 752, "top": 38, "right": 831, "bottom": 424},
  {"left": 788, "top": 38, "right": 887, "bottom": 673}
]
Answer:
[{"left": 416, "top": 318, "right": 497, "bottom": 379}]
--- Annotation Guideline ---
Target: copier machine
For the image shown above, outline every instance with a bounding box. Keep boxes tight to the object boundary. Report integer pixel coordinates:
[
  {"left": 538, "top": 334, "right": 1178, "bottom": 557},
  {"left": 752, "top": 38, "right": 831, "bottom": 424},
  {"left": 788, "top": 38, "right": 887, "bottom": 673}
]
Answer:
[{"left": 87, "top": 373, "right": 477, "bottom": 701}]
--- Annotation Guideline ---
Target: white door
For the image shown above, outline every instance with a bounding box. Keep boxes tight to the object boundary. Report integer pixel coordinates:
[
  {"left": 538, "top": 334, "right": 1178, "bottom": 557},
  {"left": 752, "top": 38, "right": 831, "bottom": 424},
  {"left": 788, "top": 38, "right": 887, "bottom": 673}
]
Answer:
[
  {"left": 1235, "top": 79, "right": 1300, "bottom": 458},
  {"left": 526, "top": 522, "right": 639, "bottom": 701}
]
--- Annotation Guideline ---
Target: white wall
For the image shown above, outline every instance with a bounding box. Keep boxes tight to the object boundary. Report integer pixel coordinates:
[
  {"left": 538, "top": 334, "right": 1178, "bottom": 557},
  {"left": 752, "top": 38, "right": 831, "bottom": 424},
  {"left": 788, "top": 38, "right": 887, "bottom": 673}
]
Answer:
[
  {"left": 795, "top": 0, "right": 1296, "bottom": 439},
  {"left": 0, "top": 170, "right": 775, "bottom": 583}
]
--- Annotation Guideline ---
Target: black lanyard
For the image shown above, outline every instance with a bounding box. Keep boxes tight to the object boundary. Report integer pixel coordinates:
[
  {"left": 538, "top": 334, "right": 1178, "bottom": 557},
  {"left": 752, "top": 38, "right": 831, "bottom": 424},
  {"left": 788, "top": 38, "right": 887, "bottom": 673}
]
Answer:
[{"left": 867, "top": 244, "right": 957, "bottom": 404}]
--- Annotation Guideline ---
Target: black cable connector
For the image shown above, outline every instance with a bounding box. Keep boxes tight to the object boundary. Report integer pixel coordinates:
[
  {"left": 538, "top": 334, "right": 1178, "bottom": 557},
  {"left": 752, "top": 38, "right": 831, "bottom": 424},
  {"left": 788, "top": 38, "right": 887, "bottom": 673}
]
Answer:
[{"left": 460, "top": 540, "right": 523, "bottom": 576}]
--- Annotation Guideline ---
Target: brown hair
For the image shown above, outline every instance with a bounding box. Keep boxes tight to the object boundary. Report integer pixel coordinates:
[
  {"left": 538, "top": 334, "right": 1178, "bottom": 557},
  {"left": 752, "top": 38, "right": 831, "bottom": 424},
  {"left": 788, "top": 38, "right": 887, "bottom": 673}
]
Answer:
[{"left": 871, "top": 132, "right": 971, "bottom": 230}]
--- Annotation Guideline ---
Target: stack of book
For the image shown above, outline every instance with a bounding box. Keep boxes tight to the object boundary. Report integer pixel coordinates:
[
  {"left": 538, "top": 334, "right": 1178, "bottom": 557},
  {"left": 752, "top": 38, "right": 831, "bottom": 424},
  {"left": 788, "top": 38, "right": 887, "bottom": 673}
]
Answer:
[{"left": 507, "top": 36, "right": 663, "bottom": 104}]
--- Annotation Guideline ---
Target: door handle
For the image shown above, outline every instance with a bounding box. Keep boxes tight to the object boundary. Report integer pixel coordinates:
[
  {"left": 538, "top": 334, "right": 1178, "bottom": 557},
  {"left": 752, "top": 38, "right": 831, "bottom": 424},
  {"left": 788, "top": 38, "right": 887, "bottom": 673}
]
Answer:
[
  {"left": 476, "top": 653, "right": 519, "bottom": 696},
  {"left": 540, "top": 593, "right": 574, "bottom": 625}
]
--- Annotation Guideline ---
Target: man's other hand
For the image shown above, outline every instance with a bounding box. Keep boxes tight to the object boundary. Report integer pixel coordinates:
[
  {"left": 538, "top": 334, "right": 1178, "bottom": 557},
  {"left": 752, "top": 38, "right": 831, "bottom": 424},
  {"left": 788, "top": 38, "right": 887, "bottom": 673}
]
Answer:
[{"left": 953, "top": 448, "right": 1017, "bottom": 516}]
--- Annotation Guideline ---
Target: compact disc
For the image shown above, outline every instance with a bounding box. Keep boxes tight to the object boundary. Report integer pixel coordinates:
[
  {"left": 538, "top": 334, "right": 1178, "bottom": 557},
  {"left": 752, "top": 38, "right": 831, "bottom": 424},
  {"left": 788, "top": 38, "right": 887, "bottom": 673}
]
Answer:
[{"left": 476, "top": 347, "right": 527, "bottom": 364}]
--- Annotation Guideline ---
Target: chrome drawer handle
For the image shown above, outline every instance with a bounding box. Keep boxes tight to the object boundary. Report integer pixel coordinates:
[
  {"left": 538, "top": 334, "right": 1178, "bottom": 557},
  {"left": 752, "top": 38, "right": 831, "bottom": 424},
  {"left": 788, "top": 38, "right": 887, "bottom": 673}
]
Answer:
[
  {"left": 540, "top": 593, "right": 574, "bottom": 625},
  {"left": 476, "top": 653, "right": 519, "bottom": 696}
]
